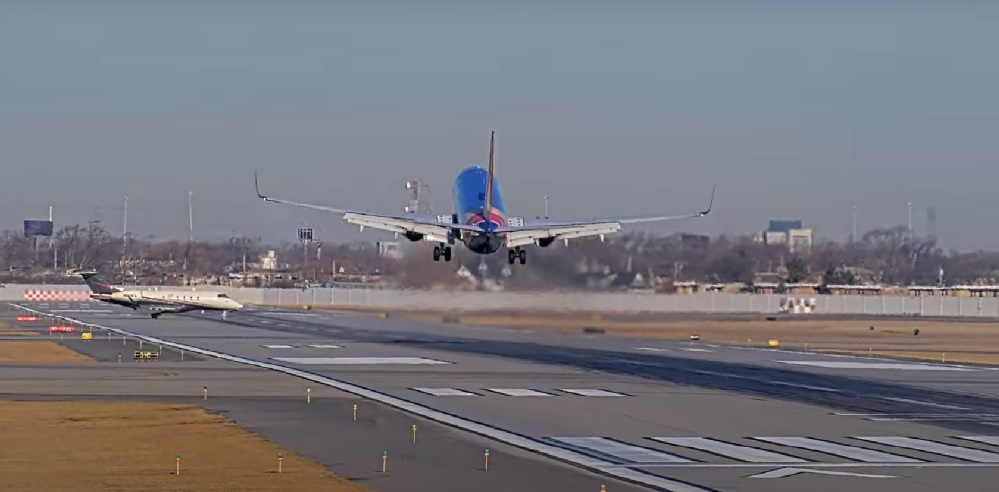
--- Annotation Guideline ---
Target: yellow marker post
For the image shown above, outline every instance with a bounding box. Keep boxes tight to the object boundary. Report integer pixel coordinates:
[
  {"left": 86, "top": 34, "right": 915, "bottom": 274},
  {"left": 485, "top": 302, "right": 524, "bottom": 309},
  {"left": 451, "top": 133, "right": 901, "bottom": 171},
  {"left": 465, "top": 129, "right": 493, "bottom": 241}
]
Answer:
[
  {"left": 381, "top": 451, "right": 387, "bottom": 473},
  {"left": 484, "top": 449, "right": 490, "bottom": 471},
  {"left": 412, "top": 424, "right": 417, "bottom": 443},
  {"left": 353, "top": 404, "right": 357, "bottom": 421},
  {"left": 203, "top": 386, "right": 208, "bottom": 400},
  {"left": 82, "top": 332, "right": 92, "bottom": 341},
  {"left": 307, "top": 388, "right": 311, "bottom": 403},
  {"left": 600, "top": 485, "right": 606, "bottom": 492},
  {"left": 175, "top": 453, "right": 181, "bottom": 476},
  {"left": 277, "top": 453, "right": 283, "bottom": 474}
]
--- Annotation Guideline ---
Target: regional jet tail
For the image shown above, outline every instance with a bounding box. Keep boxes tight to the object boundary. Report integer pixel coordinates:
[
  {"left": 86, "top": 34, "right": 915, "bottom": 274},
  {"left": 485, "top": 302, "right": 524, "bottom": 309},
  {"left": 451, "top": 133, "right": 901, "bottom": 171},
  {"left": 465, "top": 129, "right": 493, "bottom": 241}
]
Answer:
[
  {"left": 255, "top": 130, "right": 715, "bottom": 265},
  {"left": 80, "top": 272, "right": 243, "bottom": 320}
]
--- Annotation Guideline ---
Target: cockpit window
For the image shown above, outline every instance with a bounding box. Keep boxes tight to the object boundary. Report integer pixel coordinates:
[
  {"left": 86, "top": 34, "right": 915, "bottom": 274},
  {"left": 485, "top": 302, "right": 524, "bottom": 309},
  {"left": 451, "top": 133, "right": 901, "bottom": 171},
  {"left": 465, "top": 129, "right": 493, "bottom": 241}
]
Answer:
[{"left": 217, "top": 294, "right": 229, "bottom": 298}]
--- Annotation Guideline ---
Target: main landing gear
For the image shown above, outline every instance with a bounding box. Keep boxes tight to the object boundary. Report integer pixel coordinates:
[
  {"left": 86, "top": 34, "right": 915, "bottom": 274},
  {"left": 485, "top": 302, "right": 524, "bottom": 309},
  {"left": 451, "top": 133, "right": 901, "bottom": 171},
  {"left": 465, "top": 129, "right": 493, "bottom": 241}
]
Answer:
[
  {"left": 507, "top": 247, "right": 526, "bottom": 265},
  {"left": 433, "top": 244, "right": 452, "bottom": 262}
]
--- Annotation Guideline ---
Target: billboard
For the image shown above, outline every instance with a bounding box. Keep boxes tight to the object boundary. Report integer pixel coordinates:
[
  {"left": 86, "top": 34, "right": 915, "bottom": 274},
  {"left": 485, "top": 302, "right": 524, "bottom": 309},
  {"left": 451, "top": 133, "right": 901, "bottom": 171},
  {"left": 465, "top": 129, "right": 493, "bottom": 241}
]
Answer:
[{"left": 23, "top": 220, "right": 54, "bottom": 237}]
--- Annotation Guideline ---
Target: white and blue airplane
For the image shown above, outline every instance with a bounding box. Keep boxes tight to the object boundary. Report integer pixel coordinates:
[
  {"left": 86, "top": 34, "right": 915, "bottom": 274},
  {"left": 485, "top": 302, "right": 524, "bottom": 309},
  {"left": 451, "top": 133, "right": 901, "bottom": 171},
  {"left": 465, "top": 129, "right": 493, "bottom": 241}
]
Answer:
[{"left": 255, "top": 131, "right": 714, "bottom": 265}]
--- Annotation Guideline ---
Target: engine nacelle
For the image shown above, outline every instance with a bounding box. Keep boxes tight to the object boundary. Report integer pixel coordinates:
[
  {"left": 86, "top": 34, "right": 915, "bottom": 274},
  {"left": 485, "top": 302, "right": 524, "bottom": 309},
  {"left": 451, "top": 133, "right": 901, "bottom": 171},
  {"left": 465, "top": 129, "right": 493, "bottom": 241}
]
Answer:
[
  {"left": 403, "top": 231, "right": 425, "bottom": 242},
  {"left": 537, "top": 237, "right": 555, "bottom": 248}
]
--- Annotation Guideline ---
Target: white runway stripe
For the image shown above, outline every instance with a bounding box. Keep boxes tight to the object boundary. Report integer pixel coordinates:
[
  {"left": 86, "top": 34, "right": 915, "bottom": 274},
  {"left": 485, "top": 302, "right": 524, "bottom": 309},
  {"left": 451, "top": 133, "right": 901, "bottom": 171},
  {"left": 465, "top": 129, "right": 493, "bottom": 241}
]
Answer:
[
  {"left": 956, "top": 436, "right": 999, "bottom": 447},
  {"left": 262, "top": 344, "right": 294, "bottom": 349},
  {"left": 549, "top": 437, "right": 695, "bottom": 463},
  {"left": 307, "top": 344, "right": 341, "bottom": 348},
  {"left": 411, "top": 387, "right": 476, "bottom": 396},
  {"left": 487, "top": 388, "right": 553, "bottom": 397},
  {"left": 752, "top": 437, "right": 924, "bottom": 463},
  {"left": 853, "top": 436, "right": 999, "bottom": 462},
  {"left": 560, "top": 389, "right": 627, "bottom": 397},
  {"left": 651, "top": 437, "right": 808, "bottom": 463},
  {"left": 881, "top": 397, "right": 970, "bottom": 410}
]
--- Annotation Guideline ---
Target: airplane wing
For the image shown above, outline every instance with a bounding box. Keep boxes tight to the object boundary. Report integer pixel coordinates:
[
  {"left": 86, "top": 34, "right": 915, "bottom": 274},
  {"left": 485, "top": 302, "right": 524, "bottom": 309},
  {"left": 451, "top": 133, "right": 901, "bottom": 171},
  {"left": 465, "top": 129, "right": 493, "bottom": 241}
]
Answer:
[
  {"left": 254, "top": 172, "right": 485, "bottom": 239},
  {"left": 499, "top": 186, "right": 716, "bottom": 248}
]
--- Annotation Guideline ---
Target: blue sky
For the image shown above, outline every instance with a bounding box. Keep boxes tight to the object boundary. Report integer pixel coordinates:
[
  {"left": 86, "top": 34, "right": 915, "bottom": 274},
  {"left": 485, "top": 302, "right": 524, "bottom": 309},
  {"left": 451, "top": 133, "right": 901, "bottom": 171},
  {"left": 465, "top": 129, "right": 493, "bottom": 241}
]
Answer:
[{"left": 1, "top": 1, "right": 996, "bottom": 249}]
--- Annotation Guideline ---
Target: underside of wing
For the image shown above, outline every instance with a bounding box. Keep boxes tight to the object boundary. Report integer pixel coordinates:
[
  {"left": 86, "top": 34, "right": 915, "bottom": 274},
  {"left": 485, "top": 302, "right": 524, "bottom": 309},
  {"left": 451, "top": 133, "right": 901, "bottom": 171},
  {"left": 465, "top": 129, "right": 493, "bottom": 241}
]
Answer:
[{"left": 504, "top": 222, "right": 622, "bottom": 248}]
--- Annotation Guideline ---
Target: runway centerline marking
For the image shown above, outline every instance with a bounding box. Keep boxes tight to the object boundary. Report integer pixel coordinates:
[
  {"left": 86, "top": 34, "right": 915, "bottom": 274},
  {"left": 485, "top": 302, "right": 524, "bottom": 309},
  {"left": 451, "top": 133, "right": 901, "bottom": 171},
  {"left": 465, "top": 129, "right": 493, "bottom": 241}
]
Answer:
[
  {"left": 774, "top": 360, "right": 975, "bottom": 371},
  {"left": 272, "top": 357, "right": 451, "bottom": 365}
]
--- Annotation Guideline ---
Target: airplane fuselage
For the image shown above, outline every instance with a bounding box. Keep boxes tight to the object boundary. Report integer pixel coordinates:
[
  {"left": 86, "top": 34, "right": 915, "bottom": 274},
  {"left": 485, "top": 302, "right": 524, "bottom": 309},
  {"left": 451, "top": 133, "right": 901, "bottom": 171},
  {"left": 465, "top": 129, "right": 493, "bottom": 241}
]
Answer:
[
  {"left": 452, "top": 165, "right": 507, "bottom": 254},
  {"left": 91, "top": 290, "right": 243, "bottom": 313}
]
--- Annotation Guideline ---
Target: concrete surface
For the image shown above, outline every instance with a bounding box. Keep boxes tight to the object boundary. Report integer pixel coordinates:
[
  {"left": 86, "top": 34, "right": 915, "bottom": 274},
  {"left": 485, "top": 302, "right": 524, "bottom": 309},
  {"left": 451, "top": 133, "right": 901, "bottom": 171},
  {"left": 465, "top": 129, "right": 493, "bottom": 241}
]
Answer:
[{"left": 10, "top": 301, "right": 999, "bottom": 491}]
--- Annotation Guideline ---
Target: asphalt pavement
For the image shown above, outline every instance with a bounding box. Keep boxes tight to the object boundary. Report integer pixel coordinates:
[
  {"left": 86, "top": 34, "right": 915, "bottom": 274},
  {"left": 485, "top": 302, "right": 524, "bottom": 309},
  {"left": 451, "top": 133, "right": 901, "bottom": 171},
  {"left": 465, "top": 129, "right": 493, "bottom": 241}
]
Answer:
[{"left": 9, "top": 300, "right": 999, "bottom": 492}]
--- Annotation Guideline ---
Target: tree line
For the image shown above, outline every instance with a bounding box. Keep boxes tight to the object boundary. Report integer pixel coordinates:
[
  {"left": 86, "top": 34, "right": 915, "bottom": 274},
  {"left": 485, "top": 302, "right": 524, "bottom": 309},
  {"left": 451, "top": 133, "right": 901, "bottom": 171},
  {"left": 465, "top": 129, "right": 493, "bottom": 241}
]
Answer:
[{"left": 1, "top": 220, "right": 995, "bottom": 289}]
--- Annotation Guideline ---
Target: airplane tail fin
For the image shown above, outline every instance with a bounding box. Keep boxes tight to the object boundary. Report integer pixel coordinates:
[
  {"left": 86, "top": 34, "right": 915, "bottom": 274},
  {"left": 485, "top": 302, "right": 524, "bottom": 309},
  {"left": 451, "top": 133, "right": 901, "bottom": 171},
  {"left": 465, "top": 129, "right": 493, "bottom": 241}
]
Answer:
[
  {"left": 79, "top": 271, "right": 121, "bottom": 295},
  {"left": 484, "top": 130, "right": 496, "bottom": 220}
]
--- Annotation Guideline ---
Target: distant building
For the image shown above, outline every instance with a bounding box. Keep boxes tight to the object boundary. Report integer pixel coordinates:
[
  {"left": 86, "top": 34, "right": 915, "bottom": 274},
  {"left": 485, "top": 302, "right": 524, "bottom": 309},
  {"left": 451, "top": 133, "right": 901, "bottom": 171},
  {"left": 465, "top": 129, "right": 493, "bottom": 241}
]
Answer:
[
  {"left": 376, "top": 241, "right": 403, "bottom": 259},
  {"left": 680, "top": 234, "right": 710, "bottom": 251},
  {"left": 768, "top": 219, "right": 803, "bottom": 234},
  {"left": 788, "top": 228, "right": 813, "bottom": 253},
  {"left": 764, "top": 231, "right": 787, "bottom": 245},
  {"left": 260, "top": 250, "right": 277, "bottom": 270}
]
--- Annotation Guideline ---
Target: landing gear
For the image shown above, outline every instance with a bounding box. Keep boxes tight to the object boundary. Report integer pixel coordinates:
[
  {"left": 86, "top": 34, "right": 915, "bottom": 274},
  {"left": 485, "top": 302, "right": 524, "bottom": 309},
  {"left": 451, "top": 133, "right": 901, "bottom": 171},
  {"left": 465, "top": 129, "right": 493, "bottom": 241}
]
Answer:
[
  {"left": 433, "top": 244, "right": 452, "bottom": 262},
  {"left": 508, "top": 247, "right": 526, "bottom": 265},
  {"left": 151, "top": 312, "right": 161, "bottom": 319}
]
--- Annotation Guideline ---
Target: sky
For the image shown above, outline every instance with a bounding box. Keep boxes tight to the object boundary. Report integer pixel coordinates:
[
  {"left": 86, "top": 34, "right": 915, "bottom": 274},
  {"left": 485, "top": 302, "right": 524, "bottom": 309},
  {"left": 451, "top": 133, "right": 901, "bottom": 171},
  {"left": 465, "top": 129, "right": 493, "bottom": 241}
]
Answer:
[{"left": 0, "top": 1, "right": 997, "bottom": 250}]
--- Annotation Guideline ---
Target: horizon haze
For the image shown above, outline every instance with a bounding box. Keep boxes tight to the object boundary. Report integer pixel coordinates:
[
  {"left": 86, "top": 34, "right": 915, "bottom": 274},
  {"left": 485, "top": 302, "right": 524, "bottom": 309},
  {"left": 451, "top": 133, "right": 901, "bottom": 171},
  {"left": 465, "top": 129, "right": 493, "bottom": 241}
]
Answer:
[{"left": 1, "top": 2, "right": 997, "bottom": 250}]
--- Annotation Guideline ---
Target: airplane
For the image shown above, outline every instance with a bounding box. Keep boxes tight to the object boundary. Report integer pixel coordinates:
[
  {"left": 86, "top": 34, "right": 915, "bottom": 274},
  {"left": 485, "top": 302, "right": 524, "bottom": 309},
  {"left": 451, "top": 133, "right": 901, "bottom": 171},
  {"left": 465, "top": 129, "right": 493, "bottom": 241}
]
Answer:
[
  {"left": 254, "top": 131, "right": 714, "bottom": 265},
  {"left": 80, "top": 272, "right": 243, "bottom": 320}
]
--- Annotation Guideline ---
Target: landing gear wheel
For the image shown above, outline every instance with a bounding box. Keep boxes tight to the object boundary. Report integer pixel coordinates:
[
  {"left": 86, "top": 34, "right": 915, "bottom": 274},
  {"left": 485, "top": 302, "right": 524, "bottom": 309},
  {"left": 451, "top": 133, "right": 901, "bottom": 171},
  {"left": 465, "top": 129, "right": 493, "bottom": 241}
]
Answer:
[
  {"left": 443, "top": 246, "right": 452, "bottom": 262},
  {"left": 507, "top": 249, "right": 516, "bottom": 265},
  {"left": 433, "top": 245, "right": 441, "bottom": 261},
  {"left": 518, "top": 249, "right": 527, "bottom": 265},
  {"left": 151, "top": 313, "right": 161, "bottom": 319}
]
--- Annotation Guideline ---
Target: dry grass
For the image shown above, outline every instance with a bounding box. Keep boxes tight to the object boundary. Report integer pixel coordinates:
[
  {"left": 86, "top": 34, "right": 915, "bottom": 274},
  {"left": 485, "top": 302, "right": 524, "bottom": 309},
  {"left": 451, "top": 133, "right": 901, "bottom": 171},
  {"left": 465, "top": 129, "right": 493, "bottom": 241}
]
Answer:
[
  {"left": 0, "top": 320, "right": 9, "bottom": 328},
  {"left": 0, "top": 400, "right": 372, "bottom": 492},
  {"left": 0, "top": 341, "right": 95, "bottom": 364},
  {"left": 0, "top": 331, "right": 45, "bottom": 336}
]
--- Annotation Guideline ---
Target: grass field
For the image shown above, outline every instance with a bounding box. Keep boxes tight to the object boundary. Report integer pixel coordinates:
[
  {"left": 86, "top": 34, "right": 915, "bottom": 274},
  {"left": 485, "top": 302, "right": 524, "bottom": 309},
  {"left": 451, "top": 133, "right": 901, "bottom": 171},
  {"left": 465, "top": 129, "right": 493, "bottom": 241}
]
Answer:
[
  {"left": 0, "top": 341, "right": 95, "bottom": 364},
  {"left": 0, "top": 400, "right": 373, "bottom": 492}
]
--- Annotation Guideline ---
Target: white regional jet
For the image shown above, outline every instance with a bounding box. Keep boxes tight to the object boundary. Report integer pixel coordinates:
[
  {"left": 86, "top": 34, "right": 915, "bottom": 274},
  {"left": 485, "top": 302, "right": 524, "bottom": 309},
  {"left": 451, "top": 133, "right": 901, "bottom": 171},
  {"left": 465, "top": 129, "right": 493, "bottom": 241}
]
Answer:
[{"left": 80, "top": 272, "right": 243, "bottom": 320}]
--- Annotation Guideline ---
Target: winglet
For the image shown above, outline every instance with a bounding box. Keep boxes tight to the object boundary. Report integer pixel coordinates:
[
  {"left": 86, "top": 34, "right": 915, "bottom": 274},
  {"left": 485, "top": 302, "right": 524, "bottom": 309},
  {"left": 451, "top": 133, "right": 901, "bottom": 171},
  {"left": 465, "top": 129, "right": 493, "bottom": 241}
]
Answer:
[
  {"left": 699, "top": 185, "right": 716, "bottom": 216},
  {"left": 254, "top": 170, "right": 269, "bottom": 201}
]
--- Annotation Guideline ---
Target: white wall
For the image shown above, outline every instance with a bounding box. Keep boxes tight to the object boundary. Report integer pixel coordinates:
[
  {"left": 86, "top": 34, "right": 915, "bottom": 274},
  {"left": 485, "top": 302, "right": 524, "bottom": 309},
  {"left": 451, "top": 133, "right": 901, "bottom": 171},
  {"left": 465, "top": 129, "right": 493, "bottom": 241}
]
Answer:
[{"left": 3, "top": 283, "right": 999, "bottom": 317}]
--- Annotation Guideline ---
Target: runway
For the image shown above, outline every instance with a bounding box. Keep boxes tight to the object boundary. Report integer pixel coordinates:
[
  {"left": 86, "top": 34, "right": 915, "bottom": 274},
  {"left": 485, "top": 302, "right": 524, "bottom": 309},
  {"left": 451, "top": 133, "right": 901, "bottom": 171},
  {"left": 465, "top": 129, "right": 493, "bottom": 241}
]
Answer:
[{"left": 13, "top": 301, "right": 999, "bottom": 492}]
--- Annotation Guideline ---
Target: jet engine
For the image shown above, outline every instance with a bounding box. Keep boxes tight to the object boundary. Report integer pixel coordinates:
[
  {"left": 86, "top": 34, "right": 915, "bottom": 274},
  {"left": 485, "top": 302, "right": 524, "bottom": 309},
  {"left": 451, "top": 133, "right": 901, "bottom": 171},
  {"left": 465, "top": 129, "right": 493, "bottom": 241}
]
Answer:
[
  {"left": 403, "top": 231, "right": 425, "bottom": 242},
  {"left": 537, "top": 237, "right": 556, "bottom": 248}
]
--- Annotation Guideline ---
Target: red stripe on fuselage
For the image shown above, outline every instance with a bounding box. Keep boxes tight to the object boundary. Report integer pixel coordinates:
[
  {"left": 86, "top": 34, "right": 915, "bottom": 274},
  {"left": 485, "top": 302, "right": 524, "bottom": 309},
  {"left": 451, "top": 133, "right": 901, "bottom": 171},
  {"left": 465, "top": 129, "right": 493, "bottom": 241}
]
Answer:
[{"left": 466, "top": 211, "right": 507, "bottom": 228}]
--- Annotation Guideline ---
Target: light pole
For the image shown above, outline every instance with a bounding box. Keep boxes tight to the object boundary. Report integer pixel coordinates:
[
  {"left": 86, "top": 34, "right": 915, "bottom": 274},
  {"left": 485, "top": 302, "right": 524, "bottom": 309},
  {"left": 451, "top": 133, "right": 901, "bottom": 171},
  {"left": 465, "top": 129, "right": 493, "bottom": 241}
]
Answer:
[
  {"left": 908, "top": 201, "right": 913, "bottom": 243},
  {"left": 852, "top": 205, "right": 858, "bottom": 243}
]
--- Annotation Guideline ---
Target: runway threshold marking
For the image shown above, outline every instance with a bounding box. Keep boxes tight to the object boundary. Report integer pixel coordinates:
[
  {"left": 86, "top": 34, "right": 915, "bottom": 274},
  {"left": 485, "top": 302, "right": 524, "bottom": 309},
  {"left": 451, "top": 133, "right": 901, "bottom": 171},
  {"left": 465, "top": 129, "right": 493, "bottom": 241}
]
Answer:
[
  {"left": 411, "top": 387, "right": 477, "bottom": 396},
  {"left": 750, "top": 437, "right": 924, "bottom": 463},
  {"left": 650, "top": 437, "right": 808, "bottom": 463},
  {"left": 548, "top": 437, "right": 695, "bottom": 464},
  {"left": 559, "top": 389, "right": 628, "bottom": 397},
  {"left": 11, "top": 304, "right": 717, "bottom": 492},
  {"left": 852, "top": 436, "right": 999, "bottom": 463},
  {"left": 487, "top": 388, "right": 554, "bottom": 397}
]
